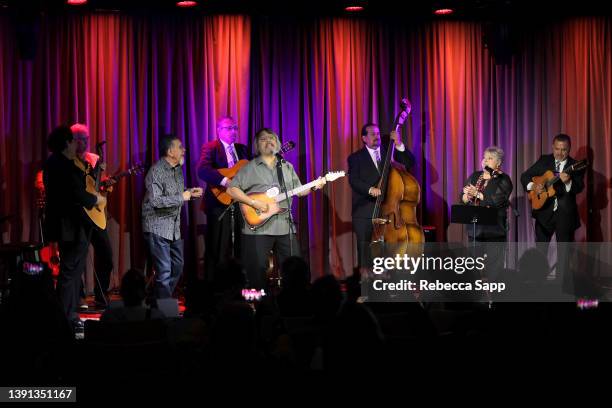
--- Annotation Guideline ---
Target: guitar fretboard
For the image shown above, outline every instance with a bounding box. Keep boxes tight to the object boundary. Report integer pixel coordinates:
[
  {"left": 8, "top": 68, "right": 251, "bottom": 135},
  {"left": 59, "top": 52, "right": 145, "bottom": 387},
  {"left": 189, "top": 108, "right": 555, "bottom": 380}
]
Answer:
[{"left": 273, "top": 179, "right": 320, "bottom": 202}]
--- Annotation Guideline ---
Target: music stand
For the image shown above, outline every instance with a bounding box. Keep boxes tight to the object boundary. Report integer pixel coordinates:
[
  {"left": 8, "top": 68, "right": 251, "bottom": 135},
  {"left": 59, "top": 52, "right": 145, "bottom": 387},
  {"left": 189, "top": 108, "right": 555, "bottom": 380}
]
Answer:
[{"left": 450, "top": 204, "right": 498, "bottom": 246}]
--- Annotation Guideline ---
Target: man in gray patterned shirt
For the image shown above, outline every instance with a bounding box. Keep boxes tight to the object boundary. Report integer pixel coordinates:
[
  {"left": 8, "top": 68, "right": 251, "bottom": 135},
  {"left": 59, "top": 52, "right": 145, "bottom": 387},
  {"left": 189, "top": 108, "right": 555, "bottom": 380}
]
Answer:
[{"left": 142, "top": 135, "right": 202, "bottom": 299}]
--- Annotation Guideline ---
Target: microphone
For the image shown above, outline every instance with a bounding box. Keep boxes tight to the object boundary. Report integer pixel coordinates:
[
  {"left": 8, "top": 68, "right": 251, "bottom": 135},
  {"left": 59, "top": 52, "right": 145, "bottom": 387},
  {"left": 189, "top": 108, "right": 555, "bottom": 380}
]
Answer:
[
  {"left": 484, "top": 165, "right": 499, "bottom": 178},
  {"left": 275, "top": 152, "right": 286, "bottom": 163}
]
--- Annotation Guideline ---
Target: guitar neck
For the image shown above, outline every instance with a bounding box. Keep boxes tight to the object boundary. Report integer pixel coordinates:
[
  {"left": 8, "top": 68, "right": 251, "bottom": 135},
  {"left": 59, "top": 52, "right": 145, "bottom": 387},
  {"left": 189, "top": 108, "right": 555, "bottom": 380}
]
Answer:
[{"left": 273, "top": 179, "right": 319, "bottom": 202}]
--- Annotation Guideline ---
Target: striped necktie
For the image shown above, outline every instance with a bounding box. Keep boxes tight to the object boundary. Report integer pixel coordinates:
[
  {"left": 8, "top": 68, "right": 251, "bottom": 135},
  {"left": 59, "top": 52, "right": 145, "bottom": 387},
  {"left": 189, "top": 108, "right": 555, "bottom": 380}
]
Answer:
[
  {"left": 375, "top": 149, "right": 381, "bottom": 173},
  {"left": 227, "top": 145, "right": 238, "bottom": 167},
  {"left": 553, "top": 161, "right": 560, "bottom": 211}
]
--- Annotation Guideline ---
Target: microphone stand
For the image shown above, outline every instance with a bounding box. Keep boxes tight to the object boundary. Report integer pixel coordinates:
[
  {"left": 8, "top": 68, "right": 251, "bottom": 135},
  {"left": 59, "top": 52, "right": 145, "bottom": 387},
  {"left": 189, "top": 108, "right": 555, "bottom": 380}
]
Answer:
[
  {"left": 275, "top": 154, "right": 295, "bottom": 257},
  {"left": 218, "top": 200, "right": 237, "bottom": 258}
]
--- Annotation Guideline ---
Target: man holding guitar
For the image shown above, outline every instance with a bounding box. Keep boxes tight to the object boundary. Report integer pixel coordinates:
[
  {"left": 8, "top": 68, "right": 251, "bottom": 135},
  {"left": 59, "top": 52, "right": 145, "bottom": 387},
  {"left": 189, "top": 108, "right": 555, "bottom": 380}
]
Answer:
[
  {"left": 520, "top": 133, "right": 586, "bottom": 245},
  {"left": 197, "top": 116, "right": 251, "bottom": 283},
  {"left": 43, "top": 126, "right": 105, "bottom": 332},
  {"left": 71, "top": 123, "right": 115, "bottom": 308},
  {"left": 227, "top": 128, "right": 327, "bottom": 289}
]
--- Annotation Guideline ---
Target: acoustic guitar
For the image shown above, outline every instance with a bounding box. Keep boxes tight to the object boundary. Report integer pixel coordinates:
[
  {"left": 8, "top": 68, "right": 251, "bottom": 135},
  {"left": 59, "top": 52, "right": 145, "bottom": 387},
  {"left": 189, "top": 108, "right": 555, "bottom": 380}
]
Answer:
[
  {"left": 76, "top": 156, "right": 144, "bottom": 230},
  {"left": 528, "top": 159, "right": 587, "bottom": 210},
  {"left": 239, "top": 171, "right": 345, "bottom": 230}
]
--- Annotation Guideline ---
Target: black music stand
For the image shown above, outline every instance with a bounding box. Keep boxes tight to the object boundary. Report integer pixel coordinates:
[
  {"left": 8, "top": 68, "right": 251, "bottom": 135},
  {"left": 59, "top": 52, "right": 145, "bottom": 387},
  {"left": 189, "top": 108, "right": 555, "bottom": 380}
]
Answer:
[{"left": 450, "top": 204, "right": 498, "bottom": 245}]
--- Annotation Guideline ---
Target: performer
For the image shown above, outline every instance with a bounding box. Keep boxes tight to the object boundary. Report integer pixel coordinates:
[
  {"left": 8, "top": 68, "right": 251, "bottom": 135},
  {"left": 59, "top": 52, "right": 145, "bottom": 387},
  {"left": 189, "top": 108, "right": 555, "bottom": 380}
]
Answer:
[
  {"left": 461, "top": 146, "right": 513, "bottom": 241},
  {"left": 347, "top": 123, "right": 415, "bottom": 267},
  {"left": 197, "top": 116, "right": 251, "bottom": 283},
  {"left": 520, "top": 134, "right": 585, "bottom": 245},
  {"left": 71, "top": 123, "right": 116, "bottom": 307},
  {"left": 142, "top": 134, "right": 203, "bottom": 299},
  {"left": 43, "top": 125, "right": 106, "bottom": 331},
  {"left": 227, "top": 128, "right": 325, "bottom": 289}
]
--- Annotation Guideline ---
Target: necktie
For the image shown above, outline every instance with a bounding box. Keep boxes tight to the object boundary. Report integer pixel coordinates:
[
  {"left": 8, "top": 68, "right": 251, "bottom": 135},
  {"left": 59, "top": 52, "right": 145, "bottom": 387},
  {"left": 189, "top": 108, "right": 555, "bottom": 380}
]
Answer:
[
  {"left": 227, "top": 145, "right": 238, "bottom": 167},
  {"left": 553, "top": 161, "right": 560, "bottom": 211},
  {"left": 375, "top": 149, "right": 382, "bottom": 173}
]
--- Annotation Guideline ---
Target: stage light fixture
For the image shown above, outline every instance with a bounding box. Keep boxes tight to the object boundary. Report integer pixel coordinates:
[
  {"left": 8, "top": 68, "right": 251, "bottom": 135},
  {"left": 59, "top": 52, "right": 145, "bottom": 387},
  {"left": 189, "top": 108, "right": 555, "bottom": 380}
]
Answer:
[{"left": 176, "top": 1, "right": 198, "bottom": 8}]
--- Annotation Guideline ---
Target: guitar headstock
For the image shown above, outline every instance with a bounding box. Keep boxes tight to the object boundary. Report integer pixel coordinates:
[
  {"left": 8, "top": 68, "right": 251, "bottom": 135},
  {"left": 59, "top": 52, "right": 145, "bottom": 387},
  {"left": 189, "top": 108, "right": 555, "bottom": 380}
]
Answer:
[
  {"left": 324, "top": 171, "right": 346, "bottom": 182},
  {"left": 280, "top": 141, "right": 296, "bottom": 154},
  {"left": 571, "top": 159, "right": 588, "bottom": 172},
  {"left": 128, "top": 163, "right": 145, "bottom": 175}
]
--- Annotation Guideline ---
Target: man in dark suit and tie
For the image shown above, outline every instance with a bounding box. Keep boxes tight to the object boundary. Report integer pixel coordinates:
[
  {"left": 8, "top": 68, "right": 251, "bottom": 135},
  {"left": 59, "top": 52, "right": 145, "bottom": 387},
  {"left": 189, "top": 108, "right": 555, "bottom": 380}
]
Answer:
[
  {"left": 197, "top": 116, "right": 251, "bottom": 283},
  {"left": 520, "top": 133, "right": 585, "bottom": 245},
  {"left": 520, "top": 134, "right": 585, "bottom": 290},
  {"left": 347, "top": 122, "right": 415, "bottom": 268}
]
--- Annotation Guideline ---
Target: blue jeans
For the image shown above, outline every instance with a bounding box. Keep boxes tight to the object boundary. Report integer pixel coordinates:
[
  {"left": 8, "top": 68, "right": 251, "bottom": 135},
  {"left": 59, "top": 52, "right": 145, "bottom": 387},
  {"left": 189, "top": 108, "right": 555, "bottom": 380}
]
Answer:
[{"left": 144, "top": 233, "right": 184, "bottom": 299}]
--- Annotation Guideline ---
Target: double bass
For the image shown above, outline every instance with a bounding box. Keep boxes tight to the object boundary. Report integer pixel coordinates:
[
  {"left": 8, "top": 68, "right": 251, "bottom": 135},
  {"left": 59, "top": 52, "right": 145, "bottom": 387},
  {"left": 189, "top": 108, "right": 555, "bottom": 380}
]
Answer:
[{"left": 371, "top": 98, "right": 425, "bottom": 249}]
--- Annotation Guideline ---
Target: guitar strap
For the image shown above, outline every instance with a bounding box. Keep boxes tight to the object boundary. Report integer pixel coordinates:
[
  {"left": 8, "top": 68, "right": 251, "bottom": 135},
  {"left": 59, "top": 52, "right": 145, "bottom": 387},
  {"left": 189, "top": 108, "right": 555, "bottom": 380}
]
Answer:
[{"left": 275, "top": 160, "right": 296, "bottom": 235}]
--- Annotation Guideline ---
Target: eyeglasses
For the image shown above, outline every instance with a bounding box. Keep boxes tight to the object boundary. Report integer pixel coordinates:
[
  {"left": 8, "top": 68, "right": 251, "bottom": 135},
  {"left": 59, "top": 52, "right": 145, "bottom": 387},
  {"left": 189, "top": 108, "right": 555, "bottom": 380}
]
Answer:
[{"left": 220, "top": 125, "right": 238, "bottom": 131}]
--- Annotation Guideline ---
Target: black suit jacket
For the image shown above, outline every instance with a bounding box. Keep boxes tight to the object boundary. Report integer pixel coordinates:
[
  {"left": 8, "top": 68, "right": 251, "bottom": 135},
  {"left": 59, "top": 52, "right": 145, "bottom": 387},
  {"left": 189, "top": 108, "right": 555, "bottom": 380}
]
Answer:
[
  {"left": 348, "top": 145, "right": 415, "bottom": 219},
  {"left": 520, "top": 154, "right": 585, "bottom": 230},
  {"left": 197, "top": 139, "right": 251, "bottom": 214},
  {"left": 43, "top": 153, "right": 97, "bottom": 242}
]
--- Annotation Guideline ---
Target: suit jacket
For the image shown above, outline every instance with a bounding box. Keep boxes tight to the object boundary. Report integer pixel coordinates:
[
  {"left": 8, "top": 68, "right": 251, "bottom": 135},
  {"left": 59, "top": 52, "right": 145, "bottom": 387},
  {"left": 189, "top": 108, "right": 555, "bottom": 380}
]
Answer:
[
  {"left": 520, "top": 154, "right": 585, "bottom": 230},
  {"left": 197, "top": 139, "right": 251, "bottom": 214},
  {"left": 43, "top": 153, "right": 97, "bottom": 242},
  {"left": 463, "top": 171, "right": 513, "bottom": 240},
  {"left": 348, "top": 145, "right": 415, "bottom": 219}
]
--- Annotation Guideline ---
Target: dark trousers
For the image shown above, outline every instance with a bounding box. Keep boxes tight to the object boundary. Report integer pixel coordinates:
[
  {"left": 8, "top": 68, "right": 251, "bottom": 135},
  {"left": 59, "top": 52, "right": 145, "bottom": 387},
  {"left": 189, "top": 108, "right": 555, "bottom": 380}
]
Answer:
[
  {"left": 353, "top": 217, "right": 373, "bottom": 268},
  {"left": 144, "top": 232, "right": 184, "bottom": 299},
  {"left": 241, "top": 234, "right": 300, "bottom": 289},
  {"left": 535, "top": 211, "right": 575, "bottom": 293},
  {"left": 79, "top": 227, "right": 114, "bottom": 303},
  {"left": 58, "top": 225, "right": 91, "bottom": 322},
  {"left": 204, "top": 204, "right": 243, "bottom": 282},
  {"left": 535, "top": 211, "right": 575, "bottom": 246}
]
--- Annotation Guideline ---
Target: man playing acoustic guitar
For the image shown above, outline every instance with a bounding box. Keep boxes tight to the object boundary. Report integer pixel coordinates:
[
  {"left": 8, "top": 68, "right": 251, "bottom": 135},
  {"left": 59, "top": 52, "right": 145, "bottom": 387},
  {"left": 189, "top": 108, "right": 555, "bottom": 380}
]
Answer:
[
  {"left": 521, "top": 133, "right": 585, "bottom": 245},
  {"left": 197, "top": 116, "right": 252, "bottom": 284},
  {"left": 520, "top": 134, "right": 586, "bottom": 287}
]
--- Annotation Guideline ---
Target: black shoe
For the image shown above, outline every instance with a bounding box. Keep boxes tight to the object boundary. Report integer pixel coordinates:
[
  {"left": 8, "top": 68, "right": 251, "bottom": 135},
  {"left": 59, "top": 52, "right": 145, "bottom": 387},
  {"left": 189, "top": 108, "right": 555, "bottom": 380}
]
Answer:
[{"left": 72, "top": 320, "right": 84, "bottom": 333}]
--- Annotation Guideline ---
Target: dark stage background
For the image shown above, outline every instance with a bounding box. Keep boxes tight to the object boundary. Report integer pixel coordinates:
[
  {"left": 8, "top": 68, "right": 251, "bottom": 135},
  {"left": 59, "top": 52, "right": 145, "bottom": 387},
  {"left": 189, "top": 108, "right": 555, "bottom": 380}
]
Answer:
[{"left": 0, "top": 8, "right": 610, "bottom": 286}]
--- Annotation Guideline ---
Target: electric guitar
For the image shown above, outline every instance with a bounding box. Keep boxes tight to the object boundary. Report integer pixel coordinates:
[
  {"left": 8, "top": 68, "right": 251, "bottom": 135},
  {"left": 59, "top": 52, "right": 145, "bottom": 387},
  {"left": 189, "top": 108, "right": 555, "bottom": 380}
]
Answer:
[{"left": 239, "top": 171, "right": 345, "bottom": 230}]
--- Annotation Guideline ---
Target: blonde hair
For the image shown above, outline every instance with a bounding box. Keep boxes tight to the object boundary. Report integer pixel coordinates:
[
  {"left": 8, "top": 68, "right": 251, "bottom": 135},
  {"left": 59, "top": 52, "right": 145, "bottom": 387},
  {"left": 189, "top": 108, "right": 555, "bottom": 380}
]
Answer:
[{"left": 484, "top": 146, "right": 504, "bottom": 166}]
